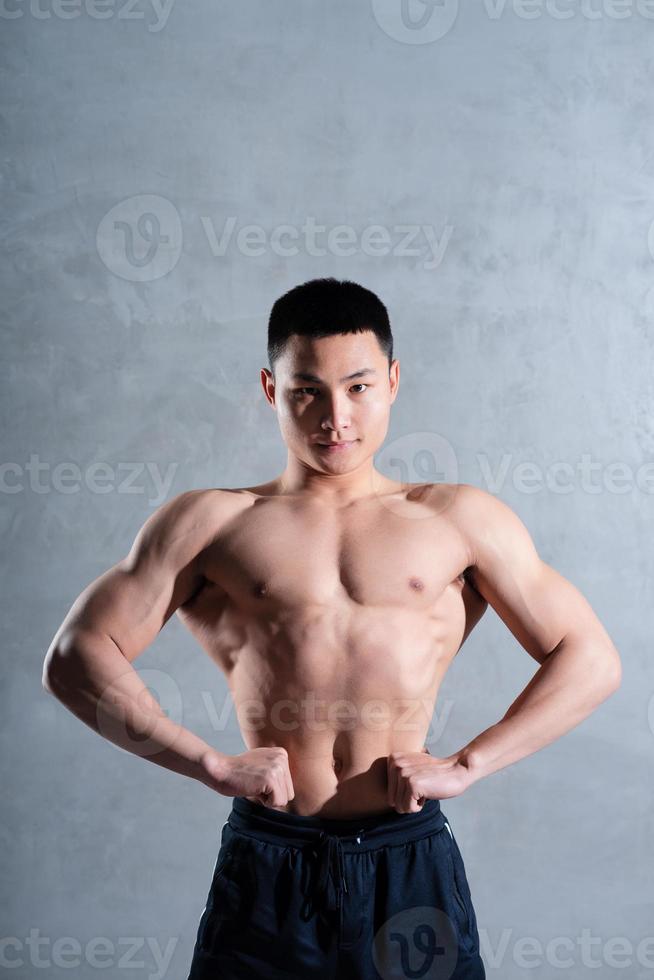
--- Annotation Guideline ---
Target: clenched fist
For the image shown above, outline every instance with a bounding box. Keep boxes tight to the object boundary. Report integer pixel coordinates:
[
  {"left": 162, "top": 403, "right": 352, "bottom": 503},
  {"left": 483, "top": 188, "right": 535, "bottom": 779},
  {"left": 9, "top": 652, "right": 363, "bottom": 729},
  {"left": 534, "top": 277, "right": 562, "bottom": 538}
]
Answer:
[
  {"left": 200, "top": 746, "right": 295, "bottom": 809},
  {"left": 387, "top": 748, "right": 472, "bottom": 813}
]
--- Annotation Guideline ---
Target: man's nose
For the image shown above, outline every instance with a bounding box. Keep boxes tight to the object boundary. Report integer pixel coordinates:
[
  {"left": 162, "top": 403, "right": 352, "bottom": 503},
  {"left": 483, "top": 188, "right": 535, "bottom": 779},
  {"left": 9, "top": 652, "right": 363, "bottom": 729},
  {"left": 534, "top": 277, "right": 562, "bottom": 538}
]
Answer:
[{"left": 321, "top": 393, "right": 351, "bottom": 430}]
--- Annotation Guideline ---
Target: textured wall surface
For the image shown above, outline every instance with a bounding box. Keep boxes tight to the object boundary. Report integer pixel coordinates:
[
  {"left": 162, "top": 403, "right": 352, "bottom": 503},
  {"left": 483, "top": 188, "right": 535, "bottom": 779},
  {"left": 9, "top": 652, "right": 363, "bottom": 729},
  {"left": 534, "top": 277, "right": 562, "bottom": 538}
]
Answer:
[{"left": 2, "top": 1, "right": 652, "bottom": 977}]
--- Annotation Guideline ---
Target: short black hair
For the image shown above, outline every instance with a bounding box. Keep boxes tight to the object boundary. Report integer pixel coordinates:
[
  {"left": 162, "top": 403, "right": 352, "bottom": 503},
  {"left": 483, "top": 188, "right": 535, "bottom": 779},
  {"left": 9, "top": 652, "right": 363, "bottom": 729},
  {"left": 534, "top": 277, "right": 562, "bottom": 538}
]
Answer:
[{"left": 267, "top": 277, "right": 393, "bottom": 377}]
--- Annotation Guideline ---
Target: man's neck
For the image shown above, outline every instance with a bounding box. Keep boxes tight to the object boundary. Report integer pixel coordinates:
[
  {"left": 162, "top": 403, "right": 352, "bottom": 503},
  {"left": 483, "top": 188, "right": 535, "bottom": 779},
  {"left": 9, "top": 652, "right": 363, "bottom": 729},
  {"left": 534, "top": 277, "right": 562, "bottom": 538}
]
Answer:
[{"left": 275, "top": 459, "right": 396, "bottom": 503}]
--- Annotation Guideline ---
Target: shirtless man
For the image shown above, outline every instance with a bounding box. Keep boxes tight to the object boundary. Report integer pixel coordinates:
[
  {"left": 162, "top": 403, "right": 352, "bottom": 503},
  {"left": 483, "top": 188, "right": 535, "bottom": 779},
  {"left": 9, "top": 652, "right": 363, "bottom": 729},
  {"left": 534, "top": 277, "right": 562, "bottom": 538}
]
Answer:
[{"left": 42, "top": 277, "right": 622, "bottom": 980}]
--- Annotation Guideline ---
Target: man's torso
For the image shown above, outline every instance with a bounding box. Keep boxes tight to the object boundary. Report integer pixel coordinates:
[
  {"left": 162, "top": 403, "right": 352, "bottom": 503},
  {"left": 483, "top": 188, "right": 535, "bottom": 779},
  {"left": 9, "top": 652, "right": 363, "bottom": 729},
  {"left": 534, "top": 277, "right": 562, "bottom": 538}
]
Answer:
[{"left": 176, "top": 481, "right": 488, "bottom": 817}]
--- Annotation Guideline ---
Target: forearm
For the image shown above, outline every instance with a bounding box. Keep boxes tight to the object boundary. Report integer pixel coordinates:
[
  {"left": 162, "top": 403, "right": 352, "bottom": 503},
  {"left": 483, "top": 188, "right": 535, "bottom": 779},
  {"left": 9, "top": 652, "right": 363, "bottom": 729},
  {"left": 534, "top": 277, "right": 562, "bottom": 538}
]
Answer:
[
  {"left": 42, "top": 630, "right": 228, "bottom": 785},
  {"left": 459, "top": 635, "right": 621, "bottom": 783}
]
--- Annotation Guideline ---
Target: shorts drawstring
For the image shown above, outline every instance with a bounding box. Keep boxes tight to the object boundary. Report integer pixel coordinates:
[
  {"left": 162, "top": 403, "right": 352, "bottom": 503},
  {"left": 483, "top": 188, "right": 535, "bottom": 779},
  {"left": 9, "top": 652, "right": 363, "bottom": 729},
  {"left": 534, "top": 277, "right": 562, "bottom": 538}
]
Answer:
[{"left": 315, "top": 830, "right": 349, "bottom": 913}]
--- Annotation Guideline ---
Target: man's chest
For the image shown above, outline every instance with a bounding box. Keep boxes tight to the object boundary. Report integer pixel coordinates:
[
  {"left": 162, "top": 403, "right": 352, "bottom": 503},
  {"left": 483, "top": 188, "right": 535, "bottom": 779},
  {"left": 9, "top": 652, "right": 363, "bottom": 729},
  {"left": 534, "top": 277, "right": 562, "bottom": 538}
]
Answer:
[{"left": 201, "top": 497, "right": 470, "bottom": 614}]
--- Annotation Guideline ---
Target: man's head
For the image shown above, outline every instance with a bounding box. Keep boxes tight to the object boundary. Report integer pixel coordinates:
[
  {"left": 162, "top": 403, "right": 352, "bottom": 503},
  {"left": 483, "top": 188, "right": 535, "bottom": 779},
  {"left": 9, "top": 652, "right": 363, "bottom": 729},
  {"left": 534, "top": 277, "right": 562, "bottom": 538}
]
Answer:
[
  {"left": 261, "top": 277, "right": 400, "bottom": 477},
  {"left": 267, "top": 277, "right": 393, "bottom": 378}
]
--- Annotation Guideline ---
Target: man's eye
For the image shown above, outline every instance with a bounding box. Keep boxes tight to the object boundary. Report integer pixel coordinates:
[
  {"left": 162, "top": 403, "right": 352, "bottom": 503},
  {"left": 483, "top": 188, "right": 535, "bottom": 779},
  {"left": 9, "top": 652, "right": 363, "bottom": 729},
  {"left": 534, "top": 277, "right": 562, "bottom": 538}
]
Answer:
[{"left": 293, "top": 384, "right": 367, "bottom": 397}]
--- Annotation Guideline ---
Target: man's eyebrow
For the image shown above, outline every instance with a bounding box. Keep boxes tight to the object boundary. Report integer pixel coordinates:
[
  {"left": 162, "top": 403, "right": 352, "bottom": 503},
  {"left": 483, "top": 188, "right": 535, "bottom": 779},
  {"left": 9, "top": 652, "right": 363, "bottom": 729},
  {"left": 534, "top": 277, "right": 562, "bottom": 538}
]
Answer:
[{"left": 291, "top": 368, "right": 378, "bottom": 384}]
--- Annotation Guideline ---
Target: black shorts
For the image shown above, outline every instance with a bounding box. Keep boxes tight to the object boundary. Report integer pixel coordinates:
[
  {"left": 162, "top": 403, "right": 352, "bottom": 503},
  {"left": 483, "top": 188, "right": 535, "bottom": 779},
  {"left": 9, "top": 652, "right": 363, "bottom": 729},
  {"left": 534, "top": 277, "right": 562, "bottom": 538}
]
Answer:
[{"left": 187, "top": 795, "right": 485, "bottom": 980}]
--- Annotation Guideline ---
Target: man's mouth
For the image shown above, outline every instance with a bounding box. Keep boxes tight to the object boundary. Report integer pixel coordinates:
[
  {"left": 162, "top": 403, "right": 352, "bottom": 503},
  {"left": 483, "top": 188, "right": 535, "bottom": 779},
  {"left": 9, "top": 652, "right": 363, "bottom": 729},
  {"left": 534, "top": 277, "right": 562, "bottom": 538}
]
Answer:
[{"left": 316, "top": 440, "right": 357, "bottom": 452}]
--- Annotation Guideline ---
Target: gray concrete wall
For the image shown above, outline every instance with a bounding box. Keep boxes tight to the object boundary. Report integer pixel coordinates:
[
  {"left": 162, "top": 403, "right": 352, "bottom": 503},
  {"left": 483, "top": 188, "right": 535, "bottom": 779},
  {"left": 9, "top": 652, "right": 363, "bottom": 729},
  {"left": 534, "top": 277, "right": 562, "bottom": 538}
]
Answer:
[{"left": 2, "top": 1, "right": 652, "bottom": 977}]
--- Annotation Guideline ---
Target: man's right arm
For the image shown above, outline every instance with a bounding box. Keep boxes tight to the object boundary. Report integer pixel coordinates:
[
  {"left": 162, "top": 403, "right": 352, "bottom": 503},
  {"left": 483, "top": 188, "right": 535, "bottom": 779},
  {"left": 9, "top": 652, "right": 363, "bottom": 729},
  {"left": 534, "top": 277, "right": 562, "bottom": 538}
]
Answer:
[{"left": 41, "top": 489, "right": 230, "bottom": 787}]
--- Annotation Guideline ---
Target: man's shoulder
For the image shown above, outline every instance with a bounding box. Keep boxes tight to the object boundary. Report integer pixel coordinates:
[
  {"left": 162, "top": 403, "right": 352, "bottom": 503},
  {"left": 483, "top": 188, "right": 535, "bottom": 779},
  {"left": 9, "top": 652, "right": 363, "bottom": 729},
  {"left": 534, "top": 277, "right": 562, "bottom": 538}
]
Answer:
[
  {"left": 423, "top": 481, "right": 509, "bottom": 512},
  {"left": 163, "top": 485, "right": 255, "bottom": 510},
  {"left": 429, "top": 483, "right": 533, "bottom": 566},
  {"left": 140, "top": 486, "right": 253, "bottom": 551},
  {"left": 414, "top": 481, "right": 492, "bottom": 513},
  {"left": 421, "top": 482, "right": 522, "bottom": 540},
  {"left": 152, "top": 486, "right": 234, "bottom": 519}
]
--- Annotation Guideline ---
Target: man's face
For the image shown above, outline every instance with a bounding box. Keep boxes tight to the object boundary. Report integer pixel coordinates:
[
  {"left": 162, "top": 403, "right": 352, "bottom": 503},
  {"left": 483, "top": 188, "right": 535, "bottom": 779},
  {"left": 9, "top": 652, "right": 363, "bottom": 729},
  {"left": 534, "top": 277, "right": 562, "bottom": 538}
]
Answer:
[{"left": 261, "top": 331, "right": 400, "bottom": 472}]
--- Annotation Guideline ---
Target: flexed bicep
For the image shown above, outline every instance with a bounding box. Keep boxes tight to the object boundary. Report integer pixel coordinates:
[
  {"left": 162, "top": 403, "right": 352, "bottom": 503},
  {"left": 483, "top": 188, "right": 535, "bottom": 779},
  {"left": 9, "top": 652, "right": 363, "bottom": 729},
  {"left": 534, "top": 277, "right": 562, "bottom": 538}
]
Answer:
[
  {"left": 452, "top": 485, "right": 607, "bottom": 666},
  {"left": 49, "top": 490, "right": 216, "bottom": 664}
]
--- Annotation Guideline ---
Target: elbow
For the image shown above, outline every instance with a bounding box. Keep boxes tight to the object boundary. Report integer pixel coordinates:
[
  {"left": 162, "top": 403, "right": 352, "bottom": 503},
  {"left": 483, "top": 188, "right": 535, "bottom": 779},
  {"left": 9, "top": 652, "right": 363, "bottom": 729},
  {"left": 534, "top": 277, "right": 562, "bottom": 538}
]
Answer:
[
  {"left": 42, "top": 648, "right": 64, "bottom": 698},
  {"left": 606, "top": 650, "right": 622, "bottom": 695},
  {"left": 575, "top": 625, "right": 623, "bottom": 700},
  {"left": 42, "top": 633, "right": 77, "bottom": 698},
  {"left": 597, "top": 644, "right": 622, "bottom": 703},
  {"left": 42, "top": 644, "right": 55, "bottom": 694},
  {"left": 570, "top": 635, "right": 622, "bottom": 711},
  {"left": 42, "top": 659, "right": 66, "bottom": 698},
  {"left": 41, "top": 666, "right": 53, "bottom": 695}
]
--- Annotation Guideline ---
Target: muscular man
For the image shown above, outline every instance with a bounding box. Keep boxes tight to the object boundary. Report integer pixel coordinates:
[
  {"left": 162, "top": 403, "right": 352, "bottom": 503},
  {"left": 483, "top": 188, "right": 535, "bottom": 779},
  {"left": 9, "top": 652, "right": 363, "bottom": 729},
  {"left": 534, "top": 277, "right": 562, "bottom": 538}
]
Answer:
[{"left": 42, "top": 277, "right": 621, "bottom": 980}]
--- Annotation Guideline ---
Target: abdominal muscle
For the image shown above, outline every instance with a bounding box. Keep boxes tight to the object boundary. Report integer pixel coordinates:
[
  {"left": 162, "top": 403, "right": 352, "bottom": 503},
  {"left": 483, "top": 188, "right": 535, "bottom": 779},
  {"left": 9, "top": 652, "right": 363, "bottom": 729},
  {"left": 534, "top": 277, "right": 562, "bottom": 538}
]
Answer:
[
  {"left": 183, "top": 594, "right": 464, "bottom": 818},
  {"left": 230, "top": 645, "right": 449, "bottom": 819}
]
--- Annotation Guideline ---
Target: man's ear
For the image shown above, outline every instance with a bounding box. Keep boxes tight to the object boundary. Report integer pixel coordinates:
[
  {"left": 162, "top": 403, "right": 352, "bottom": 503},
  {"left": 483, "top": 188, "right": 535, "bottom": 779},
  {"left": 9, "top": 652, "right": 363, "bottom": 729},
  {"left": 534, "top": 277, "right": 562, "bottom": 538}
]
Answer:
[
  {"left": 389, "top": 358, "right": 400, "bottom": 402},
  {"left": 260, "top": 367, "right": 276, "bottom": 407}
]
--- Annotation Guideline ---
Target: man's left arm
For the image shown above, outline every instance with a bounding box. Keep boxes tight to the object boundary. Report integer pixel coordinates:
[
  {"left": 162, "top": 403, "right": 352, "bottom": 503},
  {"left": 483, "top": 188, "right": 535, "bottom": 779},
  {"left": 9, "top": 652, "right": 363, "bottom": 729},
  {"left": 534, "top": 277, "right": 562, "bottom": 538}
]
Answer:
[{"left": 453, "top": 483, "right": 622, "bottom": 785}]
